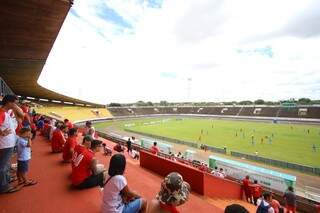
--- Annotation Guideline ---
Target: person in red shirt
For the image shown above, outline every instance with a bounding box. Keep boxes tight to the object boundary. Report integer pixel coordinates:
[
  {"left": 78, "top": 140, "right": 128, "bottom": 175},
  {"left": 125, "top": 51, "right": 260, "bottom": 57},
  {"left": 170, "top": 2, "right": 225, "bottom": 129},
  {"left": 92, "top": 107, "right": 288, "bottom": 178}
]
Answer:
[
  {"left": 71, "top": 136, "right": 107, "bottom": 189},
  {"left": 151, "top": 142, "right": 160, "bottom": 155},
  {"left": 41, "top": 119, "right": 50, "bottom": 138},
  {"left": 242, "top": 175, "right": 252, "bottom": 203},
  {"left": 62, "top": 127, "right": 78, "bottom": 162},
  {"left": 21, "top": 103, "right": 31, "bottom": 128},
  {"left": 113, "top": 142, "right": 125, "bottom": 152},
  {"left": 271, "top": 194, "right": 281, "bottom": 213},
  {"left": 30, "top": 122, "right": 37, "bottom": 140},
  {"left": 64, "top": 119, "right": 73, "bottom": 129},
  {"left": 51, "top": 124, "right": 68, "bottom": 153},
  {"left": 251, "top": 180, "right": 262, "bottom": 205}
]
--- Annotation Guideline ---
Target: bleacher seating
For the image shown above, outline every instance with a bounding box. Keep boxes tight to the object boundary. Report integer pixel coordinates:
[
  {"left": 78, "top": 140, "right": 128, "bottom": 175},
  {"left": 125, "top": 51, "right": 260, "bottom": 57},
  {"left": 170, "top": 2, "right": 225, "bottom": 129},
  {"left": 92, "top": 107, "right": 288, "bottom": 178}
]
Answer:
[
  {"left": 108, "top": 106, "right": 320, "bottom": 120},
  {"left": 277, "top": 107, "right": 299, "bottom": 118},
  {"left": 258, "top": 107, "right": 279, "bottom": 117},
  {"left": 238, "top": 107, "right": 254, "bottom": 116},
  {"left": 35, "top": 105, "right": 112, "bottom": 121},
  {"left": 301, "top": 107, "right": 320, "bottom": 119}
]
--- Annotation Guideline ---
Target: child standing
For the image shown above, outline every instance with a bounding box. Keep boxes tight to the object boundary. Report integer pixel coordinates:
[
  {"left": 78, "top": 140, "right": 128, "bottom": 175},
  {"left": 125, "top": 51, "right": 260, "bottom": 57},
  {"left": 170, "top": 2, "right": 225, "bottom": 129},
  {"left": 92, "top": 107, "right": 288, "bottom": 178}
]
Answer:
[{"left": 17, "top": 127, "right": 37, "bottom": 186}]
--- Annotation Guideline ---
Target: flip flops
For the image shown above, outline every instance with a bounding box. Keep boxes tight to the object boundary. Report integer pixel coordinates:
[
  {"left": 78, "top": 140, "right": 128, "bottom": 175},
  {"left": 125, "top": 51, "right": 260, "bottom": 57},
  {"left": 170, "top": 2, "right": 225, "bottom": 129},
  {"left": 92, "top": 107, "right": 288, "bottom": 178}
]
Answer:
[
  {"left": 5, "top": 185, "right": 22, "bottom": 193},
  {"left": 23, "top": 179, "right": 38, "bottom": 187},
  {"left": 9, "top": 177, "right": 18, "bottom": 183}
]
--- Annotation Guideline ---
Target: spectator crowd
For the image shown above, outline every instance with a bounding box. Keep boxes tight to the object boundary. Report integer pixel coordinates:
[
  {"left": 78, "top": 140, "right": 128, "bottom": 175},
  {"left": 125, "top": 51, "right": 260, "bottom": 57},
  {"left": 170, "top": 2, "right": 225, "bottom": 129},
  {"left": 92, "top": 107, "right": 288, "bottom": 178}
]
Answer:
[{"left": 0, "top": 95, "right": 313, "bottom": 213}]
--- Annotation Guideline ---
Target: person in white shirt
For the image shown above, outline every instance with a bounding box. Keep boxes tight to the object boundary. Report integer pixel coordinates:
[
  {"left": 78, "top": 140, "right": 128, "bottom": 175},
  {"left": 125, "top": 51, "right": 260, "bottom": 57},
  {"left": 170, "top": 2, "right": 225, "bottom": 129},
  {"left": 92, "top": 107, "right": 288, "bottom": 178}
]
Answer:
[
  {"left": 256, "top": 192, "right": 275, "bottom": 213},
  {"left": 84, "top": 121, "right": 95, "bottom": 138},
  {"left": 102, "top": 154, "right": 147, "bottom": 213},
  {"left": 0, "top": 95, "right": 24, "bottom": 193}
]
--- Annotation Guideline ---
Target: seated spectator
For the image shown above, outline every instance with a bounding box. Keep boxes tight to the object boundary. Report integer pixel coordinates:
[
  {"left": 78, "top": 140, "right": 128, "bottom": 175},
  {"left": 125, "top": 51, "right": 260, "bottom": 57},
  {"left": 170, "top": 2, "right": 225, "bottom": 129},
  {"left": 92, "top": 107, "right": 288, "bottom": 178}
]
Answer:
[
  {"left": 211, "top": 166, "right": 218, "bottom": 174},
  {"left": 147, "top": 172, "right": 190, "bottom": 213},
  {"left": 169, "top": 153, "right": 176, "bottom": 161},
  {"left": 252, "top": 180, "right": 262, "bottom": 206},
  {"left": 71, "top": 137, "right": 107, "bottom": 189},
  {"left": 151, "top": 142, "right": 160, "bottom": 155},
  {"left": 198, "top": 163, "right": 208, "bottom": 172},
  {"left": 102, "top": 154, "right": 147, "bottom": 213},
  {"left": 62, "top": 128, "right": 78, "bottom": 162},
  {"left": 113, "top": 142, "right": 125, "bottom": 152},
  {"left": 257, "top": 192, "right": 275, "bottom": 213},
  {"left": 17, "top": 127, "right": 37, "bottom": 187},
  {"left": 219, "top": 168, "right": 226, "bottom": 177},
  {"left": 102, "top": 143, "right": 112, "bottom": 156},
  {"left": 130, "top": 148, "right": 139, "bottom": 160},
  {"left": 212, "top": 168, "right": 225, "bottom": 178},
  {"left": 64, "top": 119, "right": 73, "bottom": 129},
  {"left": 51, "top": 124, "right": 68, "bottom": 153},
  {"left": 224, "top": 204, "right": 249, "bottom": 213},
  {"left": 242, "top": 175, "right": 252, "bottom": 203},
  {"left": 283, "top": 186, "right": 296, "bottom": 213},
  {"left": 176, "top": 152, "right": 182, "bottom": 158}
]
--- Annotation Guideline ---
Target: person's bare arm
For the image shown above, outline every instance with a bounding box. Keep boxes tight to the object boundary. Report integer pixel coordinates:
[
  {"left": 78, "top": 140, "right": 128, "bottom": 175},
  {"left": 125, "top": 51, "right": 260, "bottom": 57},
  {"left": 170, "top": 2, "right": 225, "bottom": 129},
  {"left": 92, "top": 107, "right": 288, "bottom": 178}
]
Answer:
[
  {"left": 69, "top": 148, "right": 75, "bottom": 155},
  {"left": 0, "top": 128, "right": 12, "bottom": 137},
  {"left": 12, "top": 104, "right": 24, "bottom": 120},
  {"left": 27, "top": 138, "right": 32, "bottom": 147},
  {"left": 121, "top": 185, "right": 140, "bottom": 200},
  {"left": 90, "top": 158, "right": 99, "bottom": 174}
]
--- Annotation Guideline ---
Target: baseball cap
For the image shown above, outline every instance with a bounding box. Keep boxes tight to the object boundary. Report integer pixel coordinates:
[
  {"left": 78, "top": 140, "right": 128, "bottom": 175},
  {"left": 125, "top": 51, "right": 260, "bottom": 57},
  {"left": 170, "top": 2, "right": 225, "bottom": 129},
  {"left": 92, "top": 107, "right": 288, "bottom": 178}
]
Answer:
[{"left": 157, "top": 172, "right": 190, "bottom": 206}]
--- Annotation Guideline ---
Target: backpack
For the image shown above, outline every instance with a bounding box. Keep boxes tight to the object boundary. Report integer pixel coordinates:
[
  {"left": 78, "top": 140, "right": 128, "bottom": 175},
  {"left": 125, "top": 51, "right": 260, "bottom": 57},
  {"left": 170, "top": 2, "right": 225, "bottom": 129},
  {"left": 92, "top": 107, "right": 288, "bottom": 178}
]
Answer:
[{"left": 256, "top": 201, "right": 271, "bottom": 213}]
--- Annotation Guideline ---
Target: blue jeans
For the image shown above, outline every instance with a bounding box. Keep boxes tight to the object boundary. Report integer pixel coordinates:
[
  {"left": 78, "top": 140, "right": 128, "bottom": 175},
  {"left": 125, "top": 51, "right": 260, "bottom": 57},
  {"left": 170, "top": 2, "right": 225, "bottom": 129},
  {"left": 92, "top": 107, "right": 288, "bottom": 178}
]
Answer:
[
  {"left": 122, "top": 198, "right": 142, "bottom": 213},
  {"left": 0, "top": 147, "right": 14, "bottom": 193}
]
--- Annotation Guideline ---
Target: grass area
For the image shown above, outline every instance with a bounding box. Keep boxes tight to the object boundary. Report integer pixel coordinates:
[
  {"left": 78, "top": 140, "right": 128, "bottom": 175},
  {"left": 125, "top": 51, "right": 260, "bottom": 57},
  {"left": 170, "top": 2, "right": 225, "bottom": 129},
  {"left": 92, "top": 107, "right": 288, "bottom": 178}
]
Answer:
[{"left": 94, "top": 117, "right": 320, "bottom": 167}]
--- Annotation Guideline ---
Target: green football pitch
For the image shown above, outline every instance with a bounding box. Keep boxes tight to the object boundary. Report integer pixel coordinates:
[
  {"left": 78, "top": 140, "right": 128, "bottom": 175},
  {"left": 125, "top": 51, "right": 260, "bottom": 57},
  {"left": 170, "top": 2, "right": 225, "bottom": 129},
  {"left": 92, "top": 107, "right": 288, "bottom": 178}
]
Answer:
[{"left": 94, "top": 117, "right": 320, "bottom": 167}]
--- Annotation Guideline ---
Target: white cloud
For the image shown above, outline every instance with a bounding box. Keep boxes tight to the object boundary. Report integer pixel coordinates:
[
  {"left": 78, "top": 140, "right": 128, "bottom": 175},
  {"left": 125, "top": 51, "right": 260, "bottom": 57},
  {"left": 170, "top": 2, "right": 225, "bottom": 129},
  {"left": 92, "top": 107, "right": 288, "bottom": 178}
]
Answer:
[{"left": 38, "top": 0, "right": 320, "bottom": 104}]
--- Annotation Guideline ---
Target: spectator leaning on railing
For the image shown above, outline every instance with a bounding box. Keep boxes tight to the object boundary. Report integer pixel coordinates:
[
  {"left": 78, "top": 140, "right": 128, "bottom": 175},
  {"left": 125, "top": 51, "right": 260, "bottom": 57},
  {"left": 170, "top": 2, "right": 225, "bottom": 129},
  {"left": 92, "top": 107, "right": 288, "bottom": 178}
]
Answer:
[
  {"left": 283, "top": 186, "right": 296, "bottom": 213},
  {"left": 151, "top": 142, "right": 160, "bottom": 155}
]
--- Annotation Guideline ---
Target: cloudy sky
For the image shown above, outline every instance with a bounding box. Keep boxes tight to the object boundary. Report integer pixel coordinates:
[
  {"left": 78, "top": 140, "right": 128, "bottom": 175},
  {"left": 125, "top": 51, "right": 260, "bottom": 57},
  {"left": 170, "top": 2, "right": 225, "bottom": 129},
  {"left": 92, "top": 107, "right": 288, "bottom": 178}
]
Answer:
[{"left": 38, "top": 0, "right": 320, "bottom": 104}]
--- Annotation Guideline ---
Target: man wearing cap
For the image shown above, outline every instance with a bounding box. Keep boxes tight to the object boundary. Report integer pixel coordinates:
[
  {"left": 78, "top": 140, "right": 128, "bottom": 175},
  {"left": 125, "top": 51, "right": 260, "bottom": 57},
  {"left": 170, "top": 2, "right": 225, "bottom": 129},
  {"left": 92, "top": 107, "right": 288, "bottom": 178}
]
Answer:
[
  {"left": 71, "top": 136, "right": 107, "bottom": 189},
  {"left": 0, "top": 95, "right": 24, "bottom": 193},
  {"left": 148, "top": 172, "right": 190, "bottom": 213}
]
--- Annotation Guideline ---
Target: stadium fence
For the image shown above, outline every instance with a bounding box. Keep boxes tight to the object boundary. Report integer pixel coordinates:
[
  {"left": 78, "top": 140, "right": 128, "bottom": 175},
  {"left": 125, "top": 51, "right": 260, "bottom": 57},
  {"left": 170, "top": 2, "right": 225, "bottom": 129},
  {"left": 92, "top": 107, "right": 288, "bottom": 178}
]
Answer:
[
  {"left": 124, "top": 129, "right": 199, "bottom": 148},
  {"left": 230, "top": 151, "right": 320, "bottom": 176},
  {"left": 200, "top": 144, "right": 227, "bottom": 154}
]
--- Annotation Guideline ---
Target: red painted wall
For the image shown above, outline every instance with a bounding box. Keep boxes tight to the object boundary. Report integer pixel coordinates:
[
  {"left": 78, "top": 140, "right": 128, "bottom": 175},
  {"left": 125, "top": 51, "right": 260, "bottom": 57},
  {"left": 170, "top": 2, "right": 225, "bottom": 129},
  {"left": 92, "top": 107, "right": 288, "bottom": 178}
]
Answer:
[
  {"left": 203, "top": 173, "right": 242, "bottom": 199},
  {"left": 140, "top": 150, "right": 204, "bottom": 195},
  {"left": 140, "top": 150, "right": 244, "bottom": 199}
]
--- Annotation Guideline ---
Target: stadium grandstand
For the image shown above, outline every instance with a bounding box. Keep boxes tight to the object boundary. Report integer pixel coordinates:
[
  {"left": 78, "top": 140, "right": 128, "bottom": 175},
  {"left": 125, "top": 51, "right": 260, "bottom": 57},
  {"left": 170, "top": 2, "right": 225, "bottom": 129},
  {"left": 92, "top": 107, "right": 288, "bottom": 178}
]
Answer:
[
  {"left": 1, "top": 1, "right": 320, "bottom": 213},
  {"left": 107, "top": 106, "right": 320, "bottom": 120}
]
